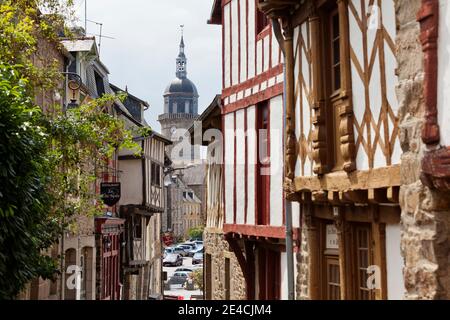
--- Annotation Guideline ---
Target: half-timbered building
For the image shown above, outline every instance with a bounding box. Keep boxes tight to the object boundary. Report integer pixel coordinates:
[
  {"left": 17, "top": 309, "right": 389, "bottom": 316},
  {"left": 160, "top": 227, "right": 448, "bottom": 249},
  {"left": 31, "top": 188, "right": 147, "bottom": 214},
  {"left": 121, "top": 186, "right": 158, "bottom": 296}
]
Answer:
[
  {"left": 209, "top": 0, "right": 301, "bottom": 300},
  {"left": 189, "top": 95, "right": 247, "bottom": 299},
  {"left": 258, "top": 0, "right": 405, "bottom": 300},
  {"left": 116, "top": 87, "right": 171, "bottom": 300}
]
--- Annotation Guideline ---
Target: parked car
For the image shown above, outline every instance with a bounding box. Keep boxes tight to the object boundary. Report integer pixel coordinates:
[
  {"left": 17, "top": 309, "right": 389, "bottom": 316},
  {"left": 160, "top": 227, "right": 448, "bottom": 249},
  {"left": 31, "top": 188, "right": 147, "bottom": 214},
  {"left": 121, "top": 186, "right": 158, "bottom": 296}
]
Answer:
[
  {"left": 181, "top": 243, "right": 196, "bottom": 250},
  {"left": 163, "top": 253, "right": 183, "bottom": 267},
  {"left": 183, "top": 241, "right": 197, "bottom": 248},
  {"left": 175, "top": 267, "right": 194, "bottom": 273},
  {"left": 192, "top": 252, "right": 203, "bottom": 265},
  {"left": 166, "top": 246, "right": 185, "bottom": 256},
  {"left": 168, "top": 271, "right": 191, "bottom": 286},
  {"left": 177, "top": 245, "right": 194, "bottom": 256},
  {"left": 187, "top": 246, "right": 204, "bottom": 257}
]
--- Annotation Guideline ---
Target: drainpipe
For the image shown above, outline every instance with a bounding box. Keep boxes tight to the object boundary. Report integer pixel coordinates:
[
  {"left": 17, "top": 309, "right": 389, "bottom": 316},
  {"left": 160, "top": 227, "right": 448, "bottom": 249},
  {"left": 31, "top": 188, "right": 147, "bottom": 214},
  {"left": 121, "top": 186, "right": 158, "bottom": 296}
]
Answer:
[{"left": 273, "top": 17, "right": 295, "bottom": 300}]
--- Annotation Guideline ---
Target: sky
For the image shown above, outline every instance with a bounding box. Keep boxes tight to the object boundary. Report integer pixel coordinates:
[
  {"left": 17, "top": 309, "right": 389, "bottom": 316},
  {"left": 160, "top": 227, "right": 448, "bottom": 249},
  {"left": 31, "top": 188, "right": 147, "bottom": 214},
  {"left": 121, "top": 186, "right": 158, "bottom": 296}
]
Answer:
[{"left": 72, "top": 0, "right": 222, "bottom": 132}]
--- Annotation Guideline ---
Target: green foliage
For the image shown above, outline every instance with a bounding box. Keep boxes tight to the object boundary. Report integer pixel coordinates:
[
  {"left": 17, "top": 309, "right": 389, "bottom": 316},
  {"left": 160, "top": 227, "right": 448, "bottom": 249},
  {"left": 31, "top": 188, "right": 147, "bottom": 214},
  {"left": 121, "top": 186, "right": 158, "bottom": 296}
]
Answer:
[
  {"left": 191, "top": 269, "right": 204, "bottom": 292},
  {"left": 0, "top": 0, "right": 142, "bottom": 299},
  {"left": 0, "top": 64, "right": 60, "bottom": 299},
  {"left": 188, "top": 226, "right": 205, "bottom": 240}
]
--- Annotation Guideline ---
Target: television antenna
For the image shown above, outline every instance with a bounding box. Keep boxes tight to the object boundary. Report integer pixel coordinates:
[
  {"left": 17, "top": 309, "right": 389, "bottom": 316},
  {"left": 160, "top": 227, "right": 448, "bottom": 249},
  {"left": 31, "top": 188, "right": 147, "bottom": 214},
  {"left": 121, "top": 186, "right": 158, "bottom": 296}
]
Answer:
[{"left": 86, "top": 19, "right": 115, "bottom": 56}]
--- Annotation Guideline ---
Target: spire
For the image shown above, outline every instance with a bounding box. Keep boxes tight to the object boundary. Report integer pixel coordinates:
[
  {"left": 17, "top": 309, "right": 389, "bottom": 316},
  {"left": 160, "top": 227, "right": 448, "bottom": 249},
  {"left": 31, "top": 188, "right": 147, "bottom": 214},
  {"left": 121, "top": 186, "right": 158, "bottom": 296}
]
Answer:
[
  {"left": 176, "top": 25, "right": 187, "bottom": 79},
  {"left": 180, "top": 25, "right": 185, "bottom": 51}
]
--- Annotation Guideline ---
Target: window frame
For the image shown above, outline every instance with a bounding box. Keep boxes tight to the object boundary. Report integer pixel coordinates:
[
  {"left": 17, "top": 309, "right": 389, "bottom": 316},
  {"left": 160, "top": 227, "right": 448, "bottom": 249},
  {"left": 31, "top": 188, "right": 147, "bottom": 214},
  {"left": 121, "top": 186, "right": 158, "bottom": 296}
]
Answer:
[
  {"left": 319, "top": 0, "right": 347, "bottom": 172},
  {"left": 256, "top": 100, "right": 270, "bottom": 226}
]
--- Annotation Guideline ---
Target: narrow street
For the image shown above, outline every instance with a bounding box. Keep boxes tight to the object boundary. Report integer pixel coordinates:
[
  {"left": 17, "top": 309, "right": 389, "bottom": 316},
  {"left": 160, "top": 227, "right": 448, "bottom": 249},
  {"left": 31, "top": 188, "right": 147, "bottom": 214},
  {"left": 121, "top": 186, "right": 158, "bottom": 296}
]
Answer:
[
  {"left": 164, "top": 257, "right": 203, "bottom": 300},
  {"left": 3, "top": 0, "right": 450, "bottom": 304}
]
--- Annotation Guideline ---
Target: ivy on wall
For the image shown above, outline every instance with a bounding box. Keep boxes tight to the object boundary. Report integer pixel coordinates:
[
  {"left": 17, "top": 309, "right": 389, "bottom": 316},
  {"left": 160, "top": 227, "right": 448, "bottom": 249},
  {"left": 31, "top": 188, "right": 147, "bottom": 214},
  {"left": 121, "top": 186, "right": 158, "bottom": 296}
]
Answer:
[{"left": 0, "top": 0, "right": 144, "bottom": 299}]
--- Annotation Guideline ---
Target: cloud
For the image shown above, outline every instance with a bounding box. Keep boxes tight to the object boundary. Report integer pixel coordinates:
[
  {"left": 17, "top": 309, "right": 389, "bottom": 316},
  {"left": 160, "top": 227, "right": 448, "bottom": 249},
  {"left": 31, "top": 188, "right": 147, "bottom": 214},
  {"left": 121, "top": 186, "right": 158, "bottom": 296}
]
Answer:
[{"left": 74, "top": 0, "right": 221, "bottom": 132}]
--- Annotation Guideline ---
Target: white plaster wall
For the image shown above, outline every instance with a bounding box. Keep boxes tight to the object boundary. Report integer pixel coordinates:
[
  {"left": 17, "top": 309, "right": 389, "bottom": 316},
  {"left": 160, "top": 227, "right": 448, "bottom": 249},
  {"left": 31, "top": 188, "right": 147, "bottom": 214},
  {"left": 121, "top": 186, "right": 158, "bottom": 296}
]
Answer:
[
  {"left": 272, "top": 32, "right": 280, "bottom": 67},
  {"left": 247, "top": 105, "right": 257, "bottom": 225},
  {"left": 349, "top": 1, "right": 369, "bottom": 171},
  {"left": 281, "top": 252, "right": 288, "bottom": 300},
  {"left": 270, "top": 95, "right": 284, "bottom": 227},
  {"left": 438, "top": 0, "right": 450, "bottom": 145},
  {"left": 118, "top": 159, "right": 143, "bottom": 205},
  {"left": 263, "top": 36, "right": 270, "bottom": 72},
  {"left": 224, "top": 113, "right": 235, "bottom": 224},
  {"left": 231, "top": 0, "right": 239, "bottom": 86},
  {"left": 385, "top": 223, "right": 405, "bottom": 300},
  {"left": 247, "top": 0, "right": 256, "bottom": 79},
  {"left": 239, "top": 0, "right": 248, "bottom": 83},
  {"left": 224, "top": 4, "right": 231, "bottom": 88},
  {"left": 257, "top": 39, "right": 263, "bottom": 75},
  {"left": 280, "top": 251, "right": 298, "bottom": 300},
  {"left": 382, "top": 0, "right": 401, "bottom": 166},
  {"left": 235, "top": 109, "right": 246, "bottom": 225}
]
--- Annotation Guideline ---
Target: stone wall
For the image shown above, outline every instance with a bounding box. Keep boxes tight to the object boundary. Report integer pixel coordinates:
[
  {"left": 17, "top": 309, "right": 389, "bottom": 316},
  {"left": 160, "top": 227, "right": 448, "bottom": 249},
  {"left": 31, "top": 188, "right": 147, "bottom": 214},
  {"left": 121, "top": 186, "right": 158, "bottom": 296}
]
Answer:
[
  {"left": 295, "top": 220, "right": 310, "bottom": 300},
  {"left": 204, "top": 231, "right": 246, "bottom": 300},
  {"left": 396, "top": 0, "right": 450, "bottom": 299}
]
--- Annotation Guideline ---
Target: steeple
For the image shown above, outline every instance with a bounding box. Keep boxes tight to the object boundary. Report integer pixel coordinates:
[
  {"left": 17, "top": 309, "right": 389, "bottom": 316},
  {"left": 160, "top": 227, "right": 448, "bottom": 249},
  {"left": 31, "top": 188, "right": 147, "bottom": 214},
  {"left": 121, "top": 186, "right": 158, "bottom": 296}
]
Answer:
[{"left": 176, "top": 25, "right": 187, "bottom": 79}]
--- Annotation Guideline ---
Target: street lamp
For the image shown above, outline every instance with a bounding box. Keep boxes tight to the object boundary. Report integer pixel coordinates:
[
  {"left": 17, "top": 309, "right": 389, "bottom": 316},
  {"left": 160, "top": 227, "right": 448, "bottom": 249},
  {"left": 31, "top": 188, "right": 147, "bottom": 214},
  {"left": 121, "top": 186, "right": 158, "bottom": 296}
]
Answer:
[
  {"left": 61, "top": 72, "right": 82, "bottom": 112},
  {"left": 59, "top": 70, "right": 82, "bottom": 300}
]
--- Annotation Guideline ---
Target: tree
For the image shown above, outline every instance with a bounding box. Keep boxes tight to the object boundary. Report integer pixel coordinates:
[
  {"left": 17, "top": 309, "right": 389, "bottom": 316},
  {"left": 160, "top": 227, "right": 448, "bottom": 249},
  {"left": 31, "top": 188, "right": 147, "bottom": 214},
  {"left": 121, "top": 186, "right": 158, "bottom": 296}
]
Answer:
[
  {"left": 188, "top": 225, "right": 205, "bottom": 240},
  {"left": 0, "top": 64, "right": 60, "bottom": 300},
  {"left": 0, "top": 0, "right": 141, "bottom": 299},
  {"left": 191, "top": 269, "right": 204, "bottom": 292}
]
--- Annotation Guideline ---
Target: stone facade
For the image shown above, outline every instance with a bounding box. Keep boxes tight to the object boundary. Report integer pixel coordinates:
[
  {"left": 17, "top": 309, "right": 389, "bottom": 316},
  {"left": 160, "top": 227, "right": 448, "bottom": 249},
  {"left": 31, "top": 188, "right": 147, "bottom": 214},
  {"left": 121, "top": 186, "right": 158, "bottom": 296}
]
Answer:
[
  {"left": 295, "top": 221, "right": 310, "bottom": 300},
  {"left": 204, "top": 231, "right": 246, "bottom": 300},
  {"left": 397, "top": 0, "right": 450, "bottom": 299}
]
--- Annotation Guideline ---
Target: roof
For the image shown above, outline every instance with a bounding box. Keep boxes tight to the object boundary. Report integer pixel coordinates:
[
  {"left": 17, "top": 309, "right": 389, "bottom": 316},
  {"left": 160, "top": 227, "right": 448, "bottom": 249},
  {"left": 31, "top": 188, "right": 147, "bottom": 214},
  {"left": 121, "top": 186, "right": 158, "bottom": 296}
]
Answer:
[
  {"left": 110, "top": 84, "right": 150, "bottom": 108},
  {"left": 133, "top": 131, "right": 172, "bottom": 145},
  {"left": 61, "top": 37, "right": 97, "bottom": 54},
  {"left": 208, "top": 0, "right": 222, "bottom": 25},
  {"left": 182, "top": 162, "right": 207, "bottom": 186},
  {"left": 188, "top": 95, "right": 221, "bottom": 145},
  {"left": 164, "top": 77, "right": 198, "bottom": 96}
]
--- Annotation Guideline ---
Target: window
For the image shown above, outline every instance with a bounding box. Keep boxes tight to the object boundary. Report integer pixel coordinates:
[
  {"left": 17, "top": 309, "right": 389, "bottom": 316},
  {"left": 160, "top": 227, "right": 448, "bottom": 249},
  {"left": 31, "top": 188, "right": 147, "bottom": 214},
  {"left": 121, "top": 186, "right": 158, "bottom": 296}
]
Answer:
[
  {"left": 133, "top": 215, "right": 142, "bottom": 239},
  {"left": 318, "top": 219, "right": 377, "bottom": 300},
  {"left": 354, "top": 224, "right": 375, "bottom": 300},
  {"left": 330, "top": 9, "right": 341, "bottom": 92},
  {"left": 256, "top": 9, "right": 270, "bottom": 34},
  {"left": 151, "top": 163, "right": 161, "bottom": 186},
  {"left": 257, "top": 101, "right": 270, "bottom": 225},
  {"left": 322, "top": 1, "right": 344, "bottom": 171},
  {"left": 94, "top": 71, "right": 105, "bottom": 96},
  {"left": 320, "top": 222, "right": 341, "bottom": 300},
  {"left": 326, "top": 257, "right": 341, "bottom": 299}
]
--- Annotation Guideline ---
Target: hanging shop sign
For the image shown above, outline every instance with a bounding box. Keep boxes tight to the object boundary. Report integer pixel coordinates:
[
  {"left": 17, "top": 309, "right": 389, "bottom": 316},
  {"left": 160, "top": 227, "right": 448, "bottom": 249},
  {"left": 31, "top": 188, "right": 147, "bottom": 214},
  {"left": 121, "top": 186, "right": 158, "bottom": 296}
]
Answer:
[{"left": 100, "top": 182, "right": 121, "bottom": 206}]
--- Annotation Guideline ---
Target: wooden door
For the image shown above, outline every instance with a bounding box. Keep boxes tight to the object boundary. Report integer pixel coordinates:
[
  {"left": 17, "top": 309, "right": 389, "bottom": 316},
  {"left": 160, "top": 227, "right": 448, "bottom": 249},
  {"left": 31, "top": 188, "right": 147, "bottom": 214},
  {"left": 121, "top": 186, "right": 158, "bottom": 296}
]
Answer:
[
  {"left": 258, "top": 247, "right": 280, "bottom": 300},
  {"left": 325, "top": 256, "right": 341, "bottom": 300},
  {"left": 353, "top": 224, "right": 375, "bottom": 300}
]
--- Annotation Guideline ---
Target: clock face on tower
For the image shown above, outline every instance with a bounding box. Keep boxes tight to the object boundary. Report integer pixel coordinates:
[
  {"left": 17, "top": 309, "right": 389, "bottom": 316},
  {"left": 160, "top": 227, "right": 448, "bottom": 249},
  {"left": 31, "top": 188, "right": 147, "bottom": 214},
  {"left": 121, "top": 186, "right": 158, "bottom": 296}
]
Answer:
[{"left": 171, "top": 126, "right": 177, "bottom": 135}]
